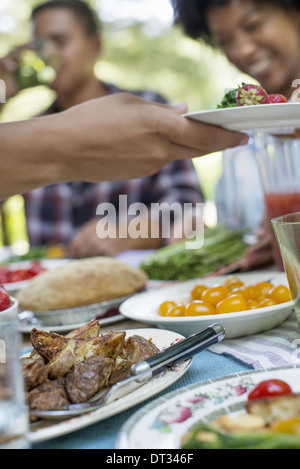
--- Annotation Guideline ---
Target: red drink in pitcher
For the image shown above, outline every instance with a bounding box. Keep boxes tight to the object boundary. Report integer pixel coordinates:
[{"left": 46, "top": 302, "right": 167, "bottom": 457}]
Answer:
[{"left": 265, "top": 192, "right": 300, "bottom": 269}]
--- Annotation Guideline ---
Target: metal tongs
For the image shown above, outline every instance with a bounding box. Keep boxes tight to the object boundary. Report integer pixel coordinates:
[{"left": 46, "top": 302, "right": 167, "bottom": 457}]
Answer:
[{"left": 30, "top": 323, "right": 225, "bottom": 420}]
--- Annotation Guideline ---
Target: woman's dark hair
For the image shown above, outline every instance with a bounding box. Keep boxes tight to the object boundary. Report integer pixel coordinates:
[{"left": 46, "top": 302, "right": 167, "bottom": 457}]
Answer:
[
  {"left": 171, "top": 0, "right": 300, "bottom": 43},
  {"left": 32, "top": 0, "right": 101, "bottom": 36}
]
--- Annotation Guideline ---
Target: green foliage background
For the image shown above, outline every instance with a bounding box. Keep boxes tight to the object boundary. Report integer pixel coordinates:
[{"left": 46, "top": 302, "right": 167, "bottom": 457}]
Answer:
[{"left": 0, "top": 0, "right": 250, "bottom": 251}]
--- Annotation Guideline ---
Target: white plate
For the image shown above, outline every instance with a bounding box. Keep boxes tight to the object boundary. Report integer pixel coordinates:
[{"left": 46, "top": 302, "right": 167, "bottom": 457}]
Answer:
[
  {"left": 28, "top": 293, "right": 134, "bottom": 328},
  {"left": 29, "top": 328, "right": 192, "bottom": 444},
  {"left": 2, "top": 258, "right": 68, "bottom": 295},
  {"left": 116, "top": 364, "right": 300, "bottom": 449},
  {"left": 119, "top": 272, "right": 294, "bottom": 339},
  {"left": 18, "top": 312, "right": 125, "bottom": 334},
  {"left": 185, "top": 102, "right": 300, "bottom": 132}
]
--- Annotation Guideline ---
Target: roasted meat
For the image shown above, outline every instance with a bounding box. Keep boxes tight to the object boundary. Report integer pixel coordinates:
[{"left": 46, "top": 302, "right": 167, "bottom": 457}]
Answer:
[
  {"left": 109, "top": 335, "right": 160, "bottom": 384},
  {"left": 66, "top": 318, "right": 100, "bottom": 339},
  {"left": 47, "top": 339, "right": 77, "bottom": 380},
  {"left": 27, "top": 378, "right": 70, "bottom": 410},
  {"left": 30, "top": 329, "right": 69, "bottom": 361},
  {"left": 108, "top": 358, "right": 133, "bottom": 385},
  {"left": 22, "top": 357, "right": 48, "bottom": 392},
  {"left": 66, "top": 356, "right": 115, "bottom": 403},
  {"left": 120, "top": 335, "right": 160, "bottom": 363},
  {"left": 74, "top": 331, "right": 126, "bottom": 363},
  {"left": 24, "top": 322, "right": 161, "bottom": 413}
]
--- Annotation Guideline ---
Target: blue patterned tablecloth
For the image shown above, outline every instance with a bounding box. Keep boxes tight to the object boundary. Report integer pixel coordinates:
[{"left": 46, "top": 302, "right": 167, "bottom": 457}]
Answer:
[
  {"left": 32, "top": 350, "right": 251, "bottom": 449},
  {"left": 30, "top": 251, "right": 296, "bottom": 449}
]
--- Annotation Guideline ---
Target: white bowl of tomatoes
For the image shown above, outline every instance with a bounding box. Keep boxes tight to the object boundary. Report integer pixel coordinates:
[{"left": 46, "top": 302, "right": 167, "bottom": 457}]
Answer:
[{"left": 120, "top": 271, "right": 295, "bottom": 339}]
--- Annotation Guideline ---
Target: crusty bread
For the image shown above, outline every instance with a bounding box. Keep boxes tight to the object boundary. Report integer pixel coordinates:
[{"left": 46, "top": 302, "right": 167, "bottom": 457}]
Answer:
[{"left": 16, "top": 257, "right": 147, "bottom": 311}]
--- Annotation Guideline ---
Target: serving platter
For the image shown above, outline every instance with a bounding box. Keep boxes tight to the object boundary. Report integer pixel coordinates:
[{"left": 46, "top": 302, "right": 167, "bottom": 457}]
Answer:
[
  {"left": 18, "top": 311, "right": 124, "bottom": 334},
  {"left": 185, "top": 102, "right": 300, "bottom": 133},
  {"left": 2, "top": 258, "right": 68, "bottom": 296},
  {"left": 28, "top": 328, "right": 192, "bottom": 444},
  {"left": 26, "top": 293, "right": 133, "bottom": 328},
  {"left": 119, "top": 272, "right": 294, "bottom": 339},
  {"left": 116, "top": 364, "right": 300, "bottom": 449}
]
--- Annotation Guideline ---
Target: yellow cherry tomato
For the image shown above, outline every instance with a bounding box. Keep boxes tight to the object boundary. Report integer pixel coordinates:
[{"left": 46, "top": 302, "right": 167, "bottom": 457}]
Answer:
[
  {"left": 246, "top": 299, "right": 260, "bottom": 310},
  {"left": 201, "top": 285, "right": 230, "bottom": 306},
  {"left": 231, "top": 285, "right": 258, "bottom": 301},
  {"left": 255, "top": 281, "right": 273, "bottom": 300},
  {"left": 190, "top": 284, "right": 207, "bottom": 301},
  {"left": 158, "top": 301, "right": 177, "bottom": 316},
  {"left": 222, "top": 276, "right": 244, "bottom": 290},
  {"left": 259, "top": 298, "right": 278, "bottom": 308},
  {"left": 185, "top": 300, "right": 216, "bottom": 316},
  {"left": 268, "top": 284, "right": 292, "bottom": 303},
  {"left": 166, "top": 304, "right": 186, "bottom": 317},
  {"left": 271, "top": 418, "right": 300, "bottom": 435},
  {"left": 216, "top": 294, "right": 247, "bottom": 314}
]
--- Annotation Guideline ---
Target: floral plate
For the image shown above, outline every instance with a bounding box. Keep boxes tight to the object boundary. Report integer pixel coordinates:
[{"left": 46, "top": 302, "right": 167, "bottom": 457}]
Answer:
[{"left": 116, "top": 365, "right": 300, "bottom": 449}]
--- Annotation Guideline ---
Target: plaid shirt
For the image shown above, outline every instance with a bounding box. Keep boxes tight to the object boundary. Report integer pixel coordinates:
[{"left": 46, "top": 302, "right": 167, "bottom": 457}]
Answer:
[{"left": 24, "top": 83, "right": 203, "bottom": 246}]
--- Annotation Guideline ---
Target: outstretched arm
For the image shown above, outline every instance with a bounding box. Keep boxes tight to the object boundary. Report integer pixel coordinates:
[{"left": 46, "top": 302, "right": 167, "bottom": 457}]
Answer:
[{"left": 0, "top": 93, "right": 248, "bottom": 200}]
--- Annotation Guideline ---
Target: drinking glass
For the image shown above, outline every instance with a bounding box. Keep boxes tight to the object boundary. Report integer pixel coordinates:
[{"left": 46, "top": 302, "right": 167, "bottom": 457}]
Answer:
[
  {"left": 272, "top": 212, "right": 300, "bottom": 327},
  {"left": 0, "top": 298, "right": 29, "bottom": 449},
  {"left": 253, "top": 132, "right": 300, "bottom": 270}
]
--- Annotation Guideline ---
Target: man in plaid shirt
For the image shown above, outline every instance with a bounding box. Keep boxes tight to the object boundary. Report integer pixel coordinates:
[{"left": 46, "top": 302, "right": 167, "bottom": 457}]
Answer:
[{"left": 5, "top": 1, "right": 204, "bottom": 256}]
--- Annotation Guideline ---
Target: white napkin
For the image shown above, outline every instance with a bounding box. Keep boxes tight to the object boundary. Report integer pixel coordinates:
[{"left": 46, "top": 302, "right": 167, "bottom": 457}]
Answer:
[{"left": 210, "top": 312, "right": 300, "bottom": 369}]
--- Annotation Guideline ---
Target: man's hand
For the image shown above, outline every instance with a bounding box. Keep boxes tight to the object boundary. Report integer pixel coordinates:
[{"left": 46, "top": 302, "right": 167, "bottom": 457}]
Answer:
[
  {"left": 59, "top": 93, "right": 249, "bottom": 183},
  {"left": 0, "top": 93, "right": 249, "bottom": 200},
  {"left": 0, "top": 45, "right": 29, "bottom": 101}
]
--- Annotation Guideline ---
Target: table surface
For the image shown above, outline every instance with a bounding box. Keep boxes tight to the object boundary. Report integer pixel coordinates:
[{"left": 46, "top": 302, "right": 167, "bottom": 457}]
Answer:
[
  {"left": 13, "top": 249, "right": 276, "bottom": 449},
  {"left": 25, "top": 317, "right": 252, "bottom": 450}
]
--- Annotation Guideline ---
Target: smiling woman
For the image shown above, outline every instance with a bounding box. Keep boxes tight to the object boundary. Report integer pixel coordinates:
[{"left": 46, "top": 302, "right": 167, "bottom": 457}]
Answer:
[
  {"left": 172, "top": 0, "right": 300, "bottom": 99},
  {"left": 171, "top": 0, "right": 300, "bottom": 270}
]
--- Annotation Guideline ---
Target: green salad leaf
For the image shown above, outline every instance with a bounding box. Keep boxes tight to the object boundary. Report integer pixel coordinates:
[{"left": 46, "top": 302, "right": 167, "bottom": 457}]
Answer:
[
  {"left": 217, "top": 87, "right": 239, "bottom": 108},
  {"left": 182, "top": 423, "right": 300, "bottom": 450}
]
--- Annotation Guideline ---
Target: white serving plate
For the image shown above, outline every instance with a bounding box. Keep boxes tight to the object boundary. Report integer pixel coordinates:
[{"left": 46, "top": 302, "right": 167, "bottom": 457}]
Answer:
[
  {"left": 119, "top": 272, "right": 294, "bottom": 339},
  {"left": 29, "top": 328, "right": 192, "bottom": 444},
  {"left": 18, "top": 311, "right": 125, "bottom": 334},
  {"left": 185, "top": 102, "right": 300, "bottom": 133},
  {"left": 116, "top": 364, "right": 300, "bottom": 449},
  {"left": 30, "top": 293, "right": 133, "bottom": 327}
]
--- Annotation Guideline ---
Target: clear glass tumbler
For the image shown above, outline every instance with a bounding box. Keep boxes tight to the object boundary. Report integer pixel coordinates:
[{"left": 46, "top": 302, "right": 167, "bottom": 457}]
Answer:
[
  {"left": 0, "top": 298, "right": 29, "bottom": 449},
  {"left": 253, "top": 132, "right": 300, "bottom": 270},
  {"left": 272, "top": 212, "right": 300, "bottom": 327}
]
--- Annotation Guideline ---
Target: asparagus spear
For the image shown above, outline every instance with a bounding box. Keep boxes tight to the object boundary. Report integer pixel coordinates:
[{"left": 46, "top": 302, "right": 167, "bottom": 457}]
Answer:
[{"left": 141, "top": 226, "right": 248, "bottom": 280}]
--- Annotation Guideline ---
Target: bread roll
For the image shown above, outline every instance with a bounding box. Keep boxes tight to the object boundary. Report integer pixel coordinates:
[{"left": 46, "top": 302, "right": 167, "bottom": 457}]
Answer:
[{"left": 16, "top": 257, "right": 147, "bottom": 311}]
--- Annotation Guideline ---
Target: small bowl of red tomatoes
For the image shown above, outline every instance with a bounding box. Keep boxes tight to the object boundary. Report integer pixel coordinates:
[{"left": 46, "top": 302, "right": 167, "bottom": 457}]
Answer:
[{"left": 0, "top": 259, "right": 67, "bottom": 296}]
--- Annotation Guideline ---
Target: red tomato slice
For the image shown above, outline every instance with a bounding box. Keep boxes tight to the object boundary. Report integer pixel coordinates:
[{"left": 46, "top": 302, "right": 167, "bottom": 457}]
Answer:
[
  {"left": 9, "top": 269, "right": 30, "bottom": 282},
  {"left": 248, "top": 379, "right": 292, "bottom": 401},
  {"left": 0, "top": 261, "right": 47, "bottom": 283},
  {"left": 26, "top": 261, "right": 46, "bottom": 276},
  {"left": 0, "top": 285, "right": 12, "bottom": 311}
]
